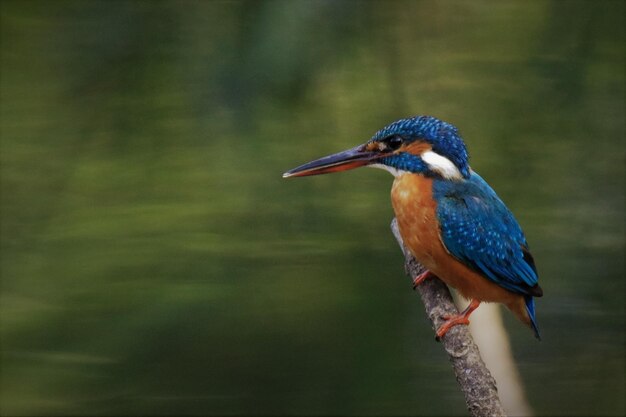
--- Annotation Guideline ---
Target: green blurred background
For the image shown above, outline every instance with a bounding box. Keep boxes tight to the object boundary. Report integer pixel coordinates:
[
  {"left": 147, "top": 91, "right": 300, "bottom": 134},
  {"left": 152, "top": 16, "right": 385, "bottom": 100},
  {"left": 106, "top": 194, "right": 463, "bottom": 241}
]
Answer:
[{"left": 1, "top": 1, "right": 624, "bottom": 415}]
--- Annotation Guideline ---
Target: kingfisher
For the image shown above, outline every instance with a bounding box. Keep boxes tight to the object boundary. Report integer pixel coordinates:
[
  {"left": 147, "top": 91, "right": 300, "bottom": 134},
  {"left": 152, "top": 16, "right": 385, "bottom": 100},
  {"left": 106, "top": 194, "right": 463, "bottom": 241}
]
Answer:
[{"left": 283, "top": 116, "right": 542, "bottom": 340}]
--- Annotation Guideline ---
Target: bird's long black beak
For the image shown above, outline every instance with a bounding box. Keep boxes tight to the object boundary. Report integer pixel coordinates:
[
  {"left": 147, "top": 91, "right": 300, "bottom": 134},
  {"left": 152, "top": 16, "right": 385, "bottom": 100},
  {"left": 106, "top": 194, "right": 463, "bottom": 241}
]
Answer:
[{"left": 283, "top": 145, "right": 381, "bottom": 178}]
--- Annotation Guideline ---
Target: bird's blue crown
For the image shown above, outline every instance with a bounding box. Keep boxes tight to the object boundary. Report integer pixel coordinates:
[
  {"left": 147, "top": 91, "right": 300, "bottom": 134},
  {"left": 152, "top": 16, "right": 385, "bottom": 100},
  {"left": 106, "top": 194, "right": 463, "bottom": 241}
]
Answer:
[{"left": 371, "top": 115, "right": 470, "bottom": 178}]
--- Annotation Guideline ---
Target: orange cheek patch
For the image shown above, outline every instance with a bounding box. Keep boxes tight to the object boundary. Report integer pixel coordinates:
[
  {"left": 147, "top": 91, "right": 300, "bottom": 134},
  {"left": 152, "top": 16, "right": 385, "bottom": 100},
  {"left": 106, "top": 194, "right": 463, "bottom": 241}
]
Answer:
[
  {"left": 365, "top": 142, "right": 383, "bottom": 152},
  {"left": 402, "top": 141, "right": 431, "bottom": 156}
]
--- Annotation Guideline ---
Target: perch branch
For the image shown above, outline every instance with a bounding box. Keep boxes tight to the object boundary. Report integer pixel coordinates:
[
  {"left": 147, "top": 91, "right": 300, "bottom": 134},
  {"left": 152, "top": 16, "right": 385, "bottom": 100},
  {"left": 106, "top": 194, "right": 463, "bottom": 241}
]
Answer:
[{"left": 391, "top": 218, "right": 506, "bottom": 417}]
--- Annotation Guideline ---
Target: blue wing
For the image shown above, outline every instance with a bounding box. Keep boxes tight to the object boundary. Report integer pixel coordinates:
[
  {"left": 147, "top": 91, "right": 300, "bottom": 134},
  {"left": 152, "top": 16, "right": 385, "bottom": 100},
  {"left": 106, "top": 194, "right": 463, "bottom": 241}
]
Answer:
[{"left": 433, "top": 172, "right": 542, "bottom": 298}]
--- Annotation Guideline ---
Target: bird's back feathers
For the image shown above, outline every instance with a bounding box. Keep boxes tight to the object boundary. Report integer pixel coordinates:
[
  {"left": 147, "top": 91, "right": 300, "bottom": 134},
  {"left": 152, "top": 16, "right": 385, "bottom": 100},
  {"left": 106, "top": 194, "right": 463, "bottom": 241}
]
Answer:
[{"left": 434, "top": 172, "right": 542, "bottom": 298}]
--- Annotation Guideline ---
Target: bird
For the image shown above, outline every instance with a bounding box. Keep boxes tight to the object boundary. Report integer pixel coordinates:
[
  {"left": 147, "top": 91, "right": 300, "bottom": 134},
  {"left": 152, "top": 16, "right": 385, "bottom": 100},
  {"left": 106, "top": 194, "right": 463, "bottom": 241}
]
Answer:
[{"left": 283, "top": 115, "right": 542, "bottom": 340}]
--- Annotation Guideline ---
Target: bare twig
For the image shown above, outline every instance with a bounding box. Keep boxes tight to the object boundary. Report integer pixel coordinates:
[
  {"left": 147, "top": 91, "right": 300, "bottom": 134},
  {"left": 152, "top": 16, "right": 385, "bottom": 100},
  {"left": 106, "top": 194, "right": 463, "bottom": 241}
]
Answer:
[{"left": 391, "top": 218, "right": 506, "bottom": 417}]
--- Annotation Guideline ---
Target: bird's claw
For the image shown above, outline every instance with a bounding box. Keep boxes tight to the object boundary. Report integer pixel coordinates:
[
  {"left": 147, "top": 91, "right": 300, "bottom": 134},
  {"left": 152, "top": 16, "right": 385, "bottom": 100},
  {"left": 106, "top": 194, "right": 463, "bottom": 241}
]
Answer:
[
  {"left": 434, "top": 299, "right": 481, "bottom": 340},
  {"left": 412, "top": 270, "right": 432, "bottom": 290},
  {"left": 435, "top": 315, "right": 471, "bottom": 340}
]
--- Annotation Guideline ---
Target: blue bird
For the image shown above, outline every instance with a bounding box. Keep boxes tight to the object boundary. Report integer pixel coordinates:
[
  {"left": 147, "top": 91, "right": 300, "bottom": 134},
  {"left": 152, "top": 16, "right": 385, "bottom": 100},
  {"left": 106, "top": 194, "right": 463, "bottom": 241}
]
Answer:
[{"left": 283, "top": 116, "right": 542, "bottom": 340}]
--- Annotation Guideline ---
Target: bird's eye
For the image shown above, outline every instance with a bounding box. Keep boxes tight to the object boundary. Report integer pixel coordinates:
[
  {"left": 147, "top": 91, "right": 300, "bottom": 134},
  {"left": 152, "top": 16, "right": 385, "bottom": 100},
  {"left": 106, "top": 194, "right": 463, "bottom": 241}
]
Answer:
[{"left": 386, "top": 135, "right": 403, "bottom": 151}]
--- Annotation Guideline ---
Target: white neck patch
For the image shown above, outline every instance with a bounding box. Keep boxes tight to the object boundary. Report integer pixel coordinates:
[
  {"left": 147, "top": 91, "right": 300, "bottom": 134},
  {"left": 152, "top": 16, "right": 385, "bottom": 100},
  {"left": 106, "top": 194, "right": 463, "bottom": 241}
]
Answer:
[
  {"left": 368, "top": 163, "right": 409, "bottom": 178},
  {"left": 421, "top": 151, "right": 463, "bottom": 180}
]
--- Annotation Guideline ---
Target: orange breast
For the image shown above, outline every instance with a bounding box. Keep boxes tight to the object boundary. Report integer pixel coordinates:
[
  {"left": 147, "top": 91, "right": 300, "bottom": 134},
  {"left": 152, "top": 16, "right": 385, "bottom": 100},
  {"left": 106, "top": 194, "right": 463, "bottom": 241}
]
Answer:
[{"left": 391, "top": 173, "right": 529, "bottom": 323}]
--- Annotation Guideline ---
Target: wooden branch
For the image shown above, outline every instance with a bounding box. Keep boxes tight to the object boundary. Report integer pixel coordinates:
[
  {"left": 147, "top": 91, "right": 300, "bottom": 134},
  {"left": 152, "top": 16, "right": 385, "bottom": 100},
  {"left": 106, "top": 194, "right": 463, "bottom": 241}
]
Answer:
[{"left": 391, "top": 218, "right": 506, "bottom": 417}]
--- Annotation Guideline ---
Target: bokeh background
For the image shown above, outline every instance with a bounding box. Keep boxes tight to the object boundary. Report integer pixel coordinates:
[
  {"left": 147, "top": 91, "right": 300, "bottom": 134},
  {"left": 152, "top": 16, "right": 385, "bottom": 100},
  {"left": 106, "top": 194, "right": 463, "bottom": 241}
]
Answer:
[{"left": 1, "top": 1, "right": 624, "bottom": 415}]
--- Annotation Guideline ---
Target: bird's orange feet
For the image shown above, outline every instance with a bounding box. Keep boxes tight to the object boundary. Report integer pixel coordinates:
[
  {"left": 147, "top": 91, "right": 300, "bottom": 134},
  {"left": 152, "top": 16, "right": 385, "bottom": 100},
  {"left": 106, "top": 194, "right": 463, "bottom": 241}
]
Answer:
[
  {"left": 435, "top": 299, "right": 481, "bottom": 340},
  {"left": 412, "top": 270, "right": 432, "bottom": 289}
]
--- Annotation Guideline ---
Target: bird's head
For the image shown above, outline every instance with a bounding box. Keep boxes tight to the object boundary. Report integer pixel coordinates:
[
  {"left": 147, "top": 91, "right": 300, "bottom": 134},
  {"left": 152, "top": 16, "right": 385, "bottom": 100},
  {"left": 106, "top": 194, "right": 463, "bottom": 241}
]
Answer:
[{"left": 283, "top": 116, "right": 470, "bottom": 180}]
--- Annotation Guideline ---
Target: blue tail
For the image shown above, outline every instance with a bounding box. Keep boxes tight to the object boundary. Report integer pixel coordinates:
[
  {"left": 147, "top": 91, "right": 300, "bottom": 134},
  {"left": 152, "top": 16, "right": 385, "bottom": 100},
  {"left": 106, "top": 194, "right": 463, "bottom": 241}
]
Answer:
[{"left": 525, "top": 296, "right": 541, "bottom": 340}]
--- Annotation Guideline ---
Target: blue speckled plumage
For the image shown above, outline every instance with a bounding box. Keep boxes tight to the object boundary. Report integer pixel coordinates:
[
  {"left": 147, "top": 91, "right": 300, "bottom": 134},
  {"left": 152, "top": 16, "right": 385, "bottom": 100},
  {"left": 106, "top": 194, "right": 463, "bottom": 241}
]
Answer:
[
  {"left": 433, "top": 173, "right": 541, "bottom": 337},
  {"left": 433, "top": 173, "right": 538, "bottom": 293}
]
